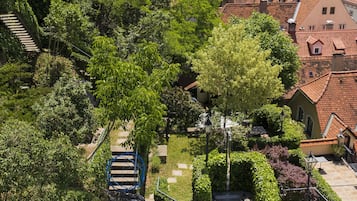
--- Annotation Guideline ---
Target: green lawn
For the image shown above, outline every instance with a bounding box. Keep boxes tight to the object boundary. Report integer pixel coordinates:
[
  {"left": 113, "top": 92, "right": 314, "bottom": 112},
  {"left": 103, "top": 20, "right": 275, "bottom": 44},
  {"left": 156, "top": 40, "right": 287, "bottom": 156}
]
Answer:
[{"left": 146, "top": 134, "right": 200, "bottom": 201}]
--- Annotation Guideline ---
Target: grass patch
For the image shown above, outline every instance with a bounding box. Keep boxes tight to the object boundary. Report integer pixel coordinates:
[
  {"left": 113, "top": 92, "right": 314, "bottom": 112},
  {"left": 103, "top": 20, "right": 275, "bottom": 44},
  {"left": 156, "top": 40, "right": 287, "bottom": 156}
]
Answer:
[{"left": 146, "top": 134, "right": 199, "bottom": 201}]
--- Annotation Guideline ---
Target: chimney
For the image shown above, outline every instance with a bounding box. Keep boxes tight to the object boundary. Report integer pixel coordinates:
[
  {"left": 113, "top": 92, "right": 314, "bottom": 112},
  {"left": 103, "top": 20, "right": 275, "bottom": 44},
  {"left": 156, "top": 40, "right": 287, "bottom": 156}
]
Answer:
[
  {"left": 287, "top": 19, "right": 296, "bottom": 43},
  {"left": 332, "top": 54, "right": 344, "bottom": 71},
  {"left": 259, "top": 0, "right": 268, "bottom": 14}
]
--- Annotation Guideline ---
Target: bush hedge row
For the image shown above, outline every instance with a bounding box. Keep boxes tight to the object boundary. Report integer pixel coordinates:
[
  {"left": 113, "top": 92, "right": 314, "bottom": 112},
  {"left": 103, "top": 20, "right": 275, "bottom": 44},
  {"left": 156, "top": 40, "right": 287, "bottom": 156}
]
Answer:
[
  {"left": 193, "top": 152, "right": 281, "bottom": 201},
  {"left": 248, "top": 119, "right": 305, "bottom": 150},
  {"left": 192, "top": 155, "right": 211, "bottom": 201}
]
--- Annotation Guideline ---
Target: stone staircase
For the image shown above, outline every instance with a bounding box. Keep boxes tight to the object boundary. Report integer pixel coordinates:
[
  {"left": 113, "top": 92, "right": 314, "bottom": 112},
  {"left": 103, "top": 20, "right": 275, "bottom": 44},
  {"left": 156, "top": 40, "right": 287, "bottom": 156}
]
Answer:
[
  {"left": 108, "top": 146, "right": 139, "bottom": 192},
  {"left": 0, "top": 13, "right": 40, "bottom": 52}
]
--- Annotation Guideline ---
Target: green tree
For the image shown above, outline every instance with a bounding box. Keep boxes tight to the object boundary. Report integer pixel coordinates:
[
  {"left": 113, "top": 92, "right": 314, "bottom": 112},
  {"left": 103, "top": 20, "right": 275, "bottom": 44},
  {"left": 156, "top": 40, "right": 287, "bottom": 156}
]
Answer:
[
  {"left": 192, "top": 24, "right": 283, "bottom": 114},
  {"left": 192, "top": 24, "right": 283, "bottom": 191},
  {"left": 166, "top": 0, "right": 221, "bottom": 56},
  {"left": 0, "top": 119, "right": 93, "bottom": 200},
  {"left": 88, "top": 36, "right": 179, "bottom": 194},
  {"left": 231, "top": 12, "right": 301, "bottom": 89},
  {"left": 161, "top": 87, "right": 205, "bottom": 131},
  {"left": 0, "top": 62, "right": 32, "bottom": 94},
  {"left": 34, "top": 76, "right": 96, "bottom": 144},
  {"left": 44, "top": 0, "right": 97, "bottom": 54},
  {"left": 33, "top": 53, "right": 75, "bottom": 87}
]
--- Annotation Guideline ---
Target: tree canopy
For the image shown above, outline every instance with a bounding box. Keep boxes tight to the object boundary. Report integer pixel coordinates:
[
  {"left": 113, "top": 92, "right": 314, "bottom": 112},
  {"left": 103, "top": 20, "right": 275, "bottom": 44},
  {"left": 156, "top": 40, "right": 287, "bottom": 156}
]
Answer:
[
  {"left": 231, "top": 12, "right": 300, "bottom": 89},
  {"left": 192, "top": 23, "right": 284, "bottom": 114}
]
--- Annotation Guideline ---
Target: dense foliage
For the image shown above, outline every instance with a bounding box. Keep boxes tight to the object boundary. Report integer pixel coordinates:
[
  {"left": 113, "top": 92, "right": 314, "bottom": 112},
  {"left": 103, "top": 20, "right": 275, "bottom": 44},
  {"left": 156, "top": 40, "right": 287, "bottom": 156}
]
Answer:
[
  {"left": 0, "top": 119, "right": 97, "bottom": 200},
  {"left": 193, "top": 152, "right": 281, "bottom": 201},
  {"left": 33, "top": 76, "right": 96, "bottom": 144},
  {"left": 160, "top": 87, "right": 205, "bottom": 131},
  {"left": 192, "top": 23, "right": 283, "bottom": 114},
  {"left": 231, "top": 12, "right": 301, "bottom": 89}
]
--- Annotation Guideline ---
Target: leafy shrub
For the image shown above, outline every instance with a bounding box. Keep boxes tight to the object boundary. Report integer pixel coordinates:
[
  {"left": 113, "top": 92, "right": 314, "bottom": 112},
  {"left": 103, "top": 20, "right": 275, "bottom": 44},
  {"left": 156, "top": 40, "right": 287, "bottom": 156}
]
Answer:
[
  {"left": 332, "top": 144, "right": 345, "bottom": 158},
  {"left": 252, "top": 104, "right": 286, "bottom": 135},
  {"left": 160, "top": 87, "right": 205, "bottom": 132},
  {"left": 192, "top": 155, "right": 211, "bottom": 201},
  {"left": 194, "top": 152, "right": 280, "bottom": 201},
  {"left": 88, "top": 132, "right": 111, "bottom": 200},
  {"left": 248, "top": 118, "right": 304, "bottom": 150},
  {"left": 34, "top": 53, "right": 75, "bottom": 87},
  {"left": 194, "top": 175, "right": 212, "bottom": 201},
  {"left": 151, "top": 155, "right": 161, "bottom": 173}
]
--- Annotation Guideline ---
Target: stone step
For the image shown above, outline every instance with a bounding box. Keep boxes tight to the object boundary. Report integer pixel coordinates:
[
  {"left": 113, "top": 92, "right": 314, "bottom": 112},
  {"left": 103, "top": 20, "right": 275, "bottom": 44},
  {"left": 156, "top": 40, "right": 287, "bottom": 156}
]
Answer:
[
  {"left": 7, "top": 25, "right": 23, "bottom": 29},
  {"left": 9, "top": 27, "right": 26, "bottom": 31},
  {"left": 0, "top": 16, "right": 18, "bottom": 21},
  {"left": 111, "top": 169, "right": 138, "bottom": 177},
  {"left": 2, "top": 19, "right": 20, "bottom": 23},
  {"left": 108, "top": 185, "right": 136, "bottom": 191},
  {"left": 0, "top": 14, "right": 16, "bottom": 18},
  {"left": 12, "top": 30, "right": 27, "bottom": 34},
  {"left": 3, "top": 22, "right": 21, "bottom": 26},
  {"left": 110, "top": 177, "right": 138, "bottom": 183}
]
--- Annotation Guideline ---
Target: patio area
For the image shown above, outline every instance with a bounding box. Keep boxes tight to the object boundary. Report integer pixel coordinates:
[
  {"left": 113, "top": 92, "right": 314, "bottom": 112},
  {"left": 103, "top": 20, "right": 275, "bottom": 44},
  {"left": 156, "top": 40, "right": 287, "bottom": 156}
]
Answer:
[{"left": 318, "top": 159, "right": 357, "bottom": 201}]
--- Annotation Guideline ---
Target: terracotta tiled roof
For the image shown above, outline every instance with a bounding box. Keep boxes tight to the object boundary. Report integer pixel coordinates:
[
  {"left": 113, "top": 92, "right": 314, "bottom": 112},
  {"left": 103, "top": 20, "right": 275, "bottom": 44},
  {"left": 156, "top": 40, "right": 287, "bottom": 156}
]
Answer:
[
  {"left": 332, "top": 38, "right": 345, "bottom": 50},
  {"left": 315, "top": 71, "right": 357, "bottom": 133},
  {"left": 296, "top": 0, "right": 357, "bottom": 31},
  {"left": 295, "top": 0, "right": 320, "bottom": 30},
  {"left": 322, "top": 113, "right": 349, "bottom": 138},
  {"left": 299, "top": 72, "right": 331, "bottom": 103},
  {"left": 296, "top": 30, "right": 357, "bottom": 58},
  {"left": 220, "top": 2, "right": 297, "bottom": 26},
  {"left": 300, "top": 138, "right": 338, "bottom": 147}
]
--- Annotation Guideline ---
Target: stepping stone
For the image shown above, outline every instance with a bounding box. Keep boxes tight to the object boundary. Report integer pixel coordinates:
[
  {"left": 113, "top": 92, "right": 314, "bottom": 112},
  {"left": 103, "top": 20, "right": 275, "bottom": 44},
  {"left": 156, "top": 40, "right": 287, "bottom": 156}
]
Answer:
[
  {"left": 172, "top": 170, "right": 182, "bottom": 176},
  {"left": 177, "top": 163, "right": 188, "bottom": 169},
  {"left": 167, "top": 177, "right": 177, "bottom": 183}
]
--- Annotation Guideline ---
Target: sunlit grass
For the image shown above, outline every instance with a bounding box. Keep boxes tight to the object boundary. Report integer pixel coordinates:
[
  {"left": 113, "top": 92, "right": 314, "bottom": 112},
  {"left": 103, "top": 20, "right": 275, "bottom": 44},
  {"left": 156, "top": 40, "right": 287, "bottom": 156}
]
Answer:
[{"left": 146, "top": 134, "right": 199, "bottom": 201}]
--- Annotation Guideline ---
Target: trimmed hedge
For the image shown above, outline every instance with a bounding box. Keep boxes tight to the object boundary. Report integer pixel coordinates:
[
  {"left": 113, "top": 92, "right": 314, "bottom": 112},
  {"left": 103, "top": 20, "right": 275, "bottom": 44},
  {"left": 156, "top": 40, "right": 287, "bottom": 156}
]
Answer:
[
  {"left": 289, "top": 149, "right": 342, "bottom": 201},
  {"left": 248, "top": 118, "right": 305, "bottom": 150},
  {"left": 192, "top": 155, "right": 211, "bottom": 201},
  {"left": 193, "top": 152, "right": 281, "bottom": 201}
]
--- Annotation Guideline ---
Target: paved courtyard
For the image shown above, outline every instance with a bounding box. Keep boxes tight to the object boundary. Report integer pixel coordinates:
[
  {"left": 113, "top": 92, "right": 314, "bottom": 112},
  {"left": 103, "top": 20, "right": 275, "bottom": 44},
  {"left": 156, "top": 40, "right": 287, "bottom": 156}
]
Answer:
[{"left": 319, "top": 160, "right": 357, "bottom": 201}]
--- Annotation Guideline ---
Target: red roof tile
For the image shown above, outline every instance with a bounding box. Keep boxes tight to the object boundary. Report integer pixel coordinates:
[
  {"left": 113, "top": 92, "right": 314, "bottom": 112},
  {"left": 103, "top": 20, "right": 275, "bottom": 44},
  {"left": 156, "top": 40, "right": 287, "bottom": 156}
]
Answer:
[
  {"left": 300, "top": 138, "right": 338, "bottom": 147},
  {"left": 322, "top": 113, "right": 349, "bottom": 138},
  {"left": 316, "top": 71, "right": 357, "bottom": 132},
  {"left": 296, "top": 0, "right": 357, "bottom": 31},
  {"left": 299, "top": 72, "right": 331, "bottom": 103},
  {"left": 296, "top": 30, "right": 357, "bottom": 58},
  {"left": 220, "top": 2, "right": 298, "bottom": 26},
  {"left": 295, "top": 71, "right": 357, "bottom": 132},
  {"left": 332, "top": 38, "right": 346, "bottom": 50}
]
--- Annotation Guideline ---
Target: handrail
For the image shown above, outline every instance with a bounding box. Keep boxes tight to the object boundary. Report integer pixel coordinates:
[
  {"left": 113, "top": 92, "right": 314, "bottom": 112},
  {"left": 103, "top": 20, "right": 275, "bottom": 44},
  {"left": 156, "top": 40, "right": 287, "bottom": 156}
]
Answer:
[
  {"left": 87, "top": 126, "right": 109, "bottom": 162},
  {"left": 156, "top": 177, "right": 176, "bottom": 201}
]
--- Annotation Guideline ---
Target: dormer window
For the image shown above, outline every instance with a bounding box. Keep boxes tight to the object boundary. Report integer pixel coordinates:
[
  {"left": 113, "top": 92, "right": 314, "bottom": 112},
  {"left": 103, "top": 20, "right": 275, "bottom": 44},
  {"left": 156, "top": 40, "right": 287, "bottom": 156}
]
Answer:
[{"left": 306, "top": 36, "right": 324, "bottom": 55}]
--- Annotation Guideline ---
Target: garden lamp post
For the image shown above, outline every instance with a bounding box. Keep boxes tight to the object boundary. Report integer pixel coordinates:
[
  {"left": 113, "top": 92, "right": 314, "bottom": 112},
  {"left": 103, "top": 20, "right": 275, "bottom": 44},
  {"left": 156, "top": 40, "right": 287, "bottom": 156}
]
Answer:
[
  {"left": 205, "top": 112, "right": 212, "bottom": 167},
  {"left": 305, "top": 152, "right": 318, "bottom": 201}
]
